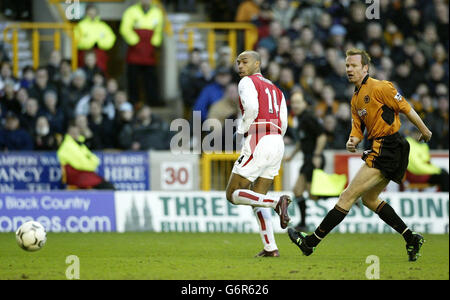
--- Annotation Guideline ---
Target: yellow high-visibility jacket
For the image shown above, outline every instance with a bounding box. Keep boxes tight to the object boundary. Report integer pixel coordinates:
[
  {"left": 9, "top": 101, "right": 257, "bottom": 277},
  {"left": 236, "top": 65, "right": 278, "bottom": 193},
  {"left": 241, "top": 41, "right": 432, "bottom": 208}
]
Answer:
[
  {"left": 57, "top": 134, "right": 99, "bottom": 172},
  {"left": 406, "top": 136, "right": 441, "bottom": 175},
  {"left": 119, "top": 3, "right": 164, "bottom": 47},
  {"left": 74, "top": 16, "right": 116, "bottom": 50}
]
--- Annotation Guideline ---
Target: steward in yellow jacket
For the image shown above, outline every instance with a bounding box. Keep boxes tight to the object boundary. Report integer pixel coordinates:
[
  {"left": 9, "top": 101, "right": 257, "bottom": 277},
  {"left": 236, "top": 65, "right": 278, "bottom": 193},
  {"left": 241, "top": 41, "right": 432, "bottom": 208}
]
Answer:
[
  {"left": 119, "top": 0, "right": 164, "bottom": 106},
  {"left": 74, "top": 4, "right": 116, "bottom": 72},
  {"left": 120, "top": 0, "right": 164, "bottom": 66},
  {"left": 405, "top": 134, "right": 448, "bottom": 191},
  {"left": 57, "top": 123, "right": 115, "bottom": 189}
]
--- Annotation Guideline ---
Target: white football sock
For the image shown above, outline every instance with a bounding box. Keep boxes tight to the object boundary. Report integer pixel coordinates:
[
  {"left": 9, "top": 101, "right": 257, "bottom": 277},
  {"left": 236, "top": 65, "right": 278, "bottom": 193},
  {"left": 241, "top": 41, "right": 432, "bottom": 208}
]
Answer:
[
  {"left": 254, "top": 207, "right": 278, "bottom": 252},
  {"left": 231, "top": 189, "right": 278, "bottom": 209}
]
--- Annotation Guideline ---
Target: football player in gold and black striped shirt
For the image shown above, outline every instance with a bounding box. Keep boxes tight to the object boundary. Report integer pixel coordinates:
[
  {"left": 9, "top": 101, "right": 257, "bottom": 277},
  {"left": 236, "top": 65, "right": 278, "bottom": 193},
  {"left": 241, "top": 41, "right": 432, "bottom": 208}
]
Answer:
[{"left": 288, "top": 48, "right": 432, "bottom": 261}]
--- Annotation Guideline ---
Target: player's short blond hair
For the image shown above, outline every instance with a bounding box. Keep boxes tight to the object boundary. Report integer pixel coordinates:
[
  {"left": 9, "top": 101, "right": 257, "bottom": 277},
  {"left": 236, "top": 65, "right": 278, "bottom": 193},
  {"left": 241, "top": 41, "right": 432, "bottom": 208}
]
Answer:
[{"left": 346, "top": 48, "right": 371, "bottom": 69}]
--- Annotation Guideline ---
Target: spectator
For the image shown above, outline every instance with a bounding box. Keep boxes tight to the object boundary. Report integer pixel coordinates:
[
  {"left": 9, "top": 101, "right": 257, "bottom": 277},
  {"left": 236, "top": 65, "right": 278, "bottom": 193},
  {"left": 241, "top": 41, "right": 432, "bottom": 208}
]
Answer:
[
  {"left": 0, "top": 111, "right": 33, "bottom": 150},
  {"left": 328, "top": 24, "right": 347, "bottom": 50},
  {"left": 273, "top": 35, "right": 292, "bottom": 65},
  {"left": 427, "top": 62, "right": 447, "bottom": 95},
  {"left": 418, "top": 23, "right": 439, "bottom": 60},
  {"left": 19, "top": 66, "right": 35, "bottom": 89},
  {"left": 87, "top": 100, "right": 115, "bottom": 149},
  {"left": 46, "top": 50, "right": 62, "bottom": 84},
  {"left": 193, "top": 67, "right": 232, "bottom": 122},
  {"left": 82, "top": 51, "right": 103, "bottom": 89},
  {"left": 106, "top": 78, "right": 119, "bottom": 103},
  {"left": 27, "top": 67, "right": 57, "bottom": 107},
  {"left": 116, "top": 102, "right": 135, "bottom": 150},
  {"left": 298, "top": 63, "right": 316, "bottom": 101},
  {"left": 41, "top": 90, "right": 65, "bottom": 134},
  {"left": 314, "top": 12, "right": 332, "bottom": 43},
  {"left": 74, "top": 114, "right": 95, "bottom": 150},
  {"left": 33, "top": 115, "right": 60, "bottom": 151},
  {"left": 392, "top": 61, "right": 415, "bottom": 98},
  {"left": 57, "top": 121, "right": 115, "bottom": 190},
  {"left": 315, "top": 85, "right": 339, "bottom": 119},
  {"left": 179, "top": 48, "right": 203, "bottom": 114},
  {"left": 20, "top": 97, "right": 40, "bottom": 135},
  {"left": 286, "top": 16, "right": 304, "bottom": 41},
  {"left": 60, "top": 68, "right": 90, "bottom": 121},
  {"left": 297, "top": 26, "right": 315, "bottom": 53},
  {"left": 334, "top": 102, "right": 352, "bottom": 149},
  {"left": 130, "top": 105, "right": 173, "bottom": 150},
  {"left": 75, "top": 3, "right": 116, "bottom": 73},
  {"left": 257, "top": 21, "right": 283, "bottom": 55},
  {"left": 251, "top": 1, "right": 274, "bottom": 40},
  {"left": 15, "top": 87, "right": 29, "bottom": 114},
  {"left": 308, "top": 41, "right": 328, "bottom": 77},
  {"left": 0, "top": 61, "right": 19, "bottom": 91},
  {"left": 267, "top": 61, "right": 281, "bottom": 85},
  {"left": 75, "top": 85, "right": 115, "bottom": 121},
  {"left": 235, "top": 0, "right": 263, "bottom": 22},
  {"left": 271, "top": 0, "right": 298, "bottom": 30},
  {"left": 410, "top": 50, "right": 428, "bottom": 85},
  {"left": 256, "top": 46, "right": 271, "bottom": 75},
  {"left": 120, "top": 0, "right": 164, "bottom": 106},
  {"left": 0, "top": 79, "right": 21, "bottom": 115},
  {"left": 346, "top": 2, "right": 367, "bottom": 44},
  {"left": 424, "top": 95, "right": 449, "bottom": 150},
  {"left": 290, "top": 46, "right": 306, "bottom": 83},
  {"left": 216, "top": 46, "right": 234, "bottom": 71},
  {"left": 325, "top": 59, "right": 348, "bottom": 102},
  {"left": 323, "top": 114, "right": 340, "bottom": 149},
  {"left": 207, "top": 82, "right": 239, "bottom": 126},
  {"left": 56, "top": 59, "right": 73, "bottom": 98},
  {"left": 278, "top": 66, "right": 295, "bottom": 100}
]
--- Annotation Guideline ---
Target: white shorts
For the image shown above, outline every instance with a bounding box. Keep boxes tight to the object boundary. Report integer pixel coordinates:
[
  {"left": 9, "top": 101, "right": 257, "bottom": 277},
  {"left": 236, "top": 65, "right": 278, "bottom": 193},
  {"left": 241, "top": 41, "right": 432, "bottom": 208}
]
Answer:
[{"left": 232, "top": 134, "right": 284, "bottom": 182}]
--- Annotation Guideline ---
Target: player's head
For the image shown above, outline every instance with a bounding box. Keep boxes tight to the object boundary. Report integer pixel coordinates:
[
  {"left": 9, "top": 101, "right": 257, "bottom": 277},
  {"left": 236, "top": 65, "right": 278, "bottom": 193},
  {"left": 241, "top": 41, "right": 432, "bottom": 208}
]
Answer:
[
  {"left": 345, "top": 48, "right": 370, "bottom": 84},
  {"left": 290, "top": 91, "right": 308, "bottom": 115},
  {"left": 236, "top": 50, "right": 261, "bottom": 78}
]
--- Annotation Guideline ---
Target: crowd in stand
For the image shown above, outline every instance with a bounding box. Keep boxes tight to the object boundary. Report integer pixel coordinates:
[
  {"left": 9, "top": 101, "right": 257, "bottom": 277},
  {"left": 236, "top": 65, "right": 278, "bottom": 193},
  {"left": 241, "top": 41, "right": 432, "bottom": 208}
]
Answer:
[
  {"left": 179, "top": 0, "right": 449, "bottom": 150},
  {"left": 1, "top": 0, "right": 449, "bottom": 153},
  {"left": 0, "top": 50, "right": 173, "bottom": 151}
]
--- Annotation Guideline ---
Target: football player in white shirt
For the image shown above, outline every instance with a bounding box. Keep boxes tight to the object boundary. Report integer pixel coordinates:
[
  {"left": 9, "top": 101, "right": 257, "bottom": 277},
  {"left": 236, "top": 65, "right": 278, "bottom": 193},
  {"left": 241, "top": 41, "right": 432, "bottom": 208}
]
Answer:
[{"left": 225, "top": 50, "right": 291, "bottom": 257}]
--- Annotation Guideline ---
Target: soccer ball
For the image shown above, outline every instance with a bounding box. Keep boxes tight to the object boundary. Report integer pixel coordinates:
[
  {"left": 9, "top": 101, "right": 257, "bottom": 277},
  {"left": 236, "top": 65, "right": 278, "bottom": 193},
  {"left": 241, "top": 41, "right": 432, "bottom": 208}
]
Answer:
[{"left": 16, "top": 221, "right": 47, "bottom": 252}]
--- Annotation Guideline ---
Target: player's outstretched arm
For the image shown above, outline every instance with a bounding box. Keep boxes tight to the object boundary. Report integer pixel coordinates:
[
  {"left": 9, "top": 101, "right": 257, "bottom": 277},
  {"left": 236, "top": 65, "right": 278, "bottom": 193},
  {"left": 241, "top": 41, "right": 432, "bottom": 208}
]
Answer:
[{"left": 405, "top": 108, "right": 432, "bottom": 142}]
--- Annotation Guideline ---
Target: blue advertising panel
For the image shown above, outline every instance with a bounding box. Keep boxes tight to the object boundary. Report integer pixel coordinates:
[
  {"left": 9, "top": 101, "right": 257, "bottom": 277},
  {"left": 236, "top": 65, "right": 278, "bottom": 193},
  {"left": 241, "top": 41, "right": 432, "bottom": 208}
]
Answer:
[
  {"left": 0, "top": 152, "right": 63, "bottom": 192},
  {"left": 0, "top": 151, "right": 150, "bottom": 191},
  {"left": 96, "top": 151, "right": 150, "bottom": 191},
  {"left": 0, "top": 191, "right": 116, "bottom": 232}
]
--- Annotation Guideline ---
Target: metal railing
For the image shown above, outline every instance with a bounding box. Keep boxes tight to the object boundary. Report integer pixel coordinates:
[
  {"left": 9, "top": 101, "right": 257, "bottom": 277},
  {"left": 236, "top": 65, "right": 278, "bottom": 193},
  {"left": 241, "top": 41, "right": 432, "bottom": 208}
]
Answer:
[
  {"left": 201, "top": 152, "right": 282, "bottom": 191},
  {"left": 2, "top": 22, "right": 77, "bottom": 77},
  {"left": 179, "top": 22, "right": 258, "bottom": 68}
]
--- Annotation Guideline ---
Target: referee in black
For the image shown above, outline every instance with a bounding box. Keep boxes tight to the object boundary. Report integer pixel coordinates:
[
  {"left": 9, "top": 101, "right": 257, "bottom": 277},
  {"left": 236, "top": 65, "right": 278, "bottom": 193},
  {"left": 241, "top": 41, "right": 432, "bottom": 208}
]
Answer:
[{"left": 285, "top": 91, "right": 327, "bottom": 232}]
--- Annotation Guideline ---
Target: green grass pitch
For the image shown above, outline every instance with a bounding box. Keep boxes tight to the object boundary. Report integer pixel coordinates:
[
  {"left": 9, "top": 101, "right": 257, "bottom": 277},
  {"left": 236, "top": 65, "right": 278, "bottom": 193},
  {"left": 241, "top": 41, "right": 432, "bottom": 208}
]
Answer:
[{"left": 0, "top": 232, "right": 448, "bottom": 280}]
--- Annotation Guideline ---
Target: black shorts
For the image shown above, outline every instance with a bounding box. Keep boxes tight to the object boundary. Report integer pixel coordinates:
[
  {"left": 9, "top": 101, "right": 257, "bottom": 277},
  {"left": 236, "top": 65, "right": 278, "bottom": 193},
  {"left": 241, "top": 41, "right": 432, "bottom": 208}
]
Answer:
[
  {"left": 300, "top": 154, "right": 326, "bottom": 182},
  {"left": 362, "top": 132, "right": 410, "bottom": 184}
]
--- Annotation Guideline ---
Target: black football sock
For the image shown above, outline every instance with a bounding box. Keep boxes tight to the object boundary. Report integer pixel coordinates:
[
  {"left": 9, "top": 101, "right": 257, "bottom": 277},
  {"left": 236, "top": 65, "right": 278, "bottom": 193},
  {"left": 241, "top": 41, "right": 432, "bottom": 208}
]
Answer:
[
  {"left": 376, "top": 201, "right": 412, "bottom": 243},
  {"left": 305, "top": 204, "right": 349, "bottom": 247},
  {"left": 295, "top": 196, "right": 306, "bottom": 227}
]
